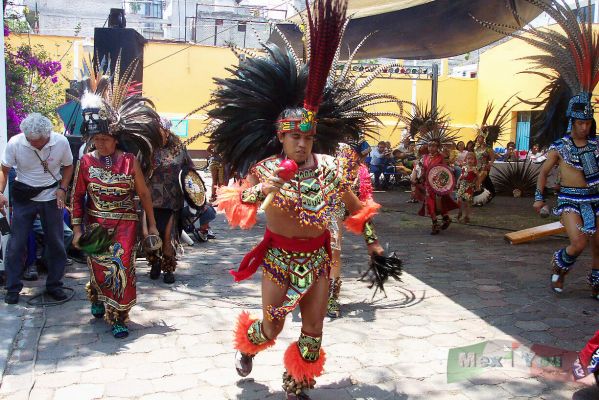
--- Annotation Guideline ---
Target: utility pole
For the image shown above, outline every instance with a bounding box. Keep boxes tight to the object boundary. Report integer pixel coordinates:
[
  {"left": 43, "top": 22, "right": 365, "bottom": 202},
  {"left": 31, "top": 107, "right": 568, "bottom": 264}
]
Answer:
[
  {"left": 431, "top": 63, "right": 439, "bottom": 112},
  {"left": 0, "top": 7, "right": 8, "bottom": 272}
]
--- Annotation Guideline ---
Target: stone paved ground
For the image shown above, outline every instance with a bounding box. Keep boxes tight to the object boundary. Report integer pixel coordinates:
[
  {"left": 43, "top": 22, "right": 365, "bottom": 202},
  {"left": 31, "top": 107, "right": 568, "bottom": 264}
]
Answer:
[{"left": 1, "top": 189, "right": 599, "bottom": 400}]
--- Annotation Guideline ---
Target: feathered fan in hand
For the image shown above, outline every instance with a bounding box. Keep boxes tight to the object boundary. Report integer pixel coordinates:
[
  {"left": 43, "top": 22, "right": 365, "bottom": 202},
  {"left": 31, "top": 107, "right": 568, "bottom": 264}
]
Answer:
[
  {"left": 360, "top": 252, "right": 403, "bottom": 300},
  {"left": 78, "top": 224, "right": 115, "bottom": 255}
]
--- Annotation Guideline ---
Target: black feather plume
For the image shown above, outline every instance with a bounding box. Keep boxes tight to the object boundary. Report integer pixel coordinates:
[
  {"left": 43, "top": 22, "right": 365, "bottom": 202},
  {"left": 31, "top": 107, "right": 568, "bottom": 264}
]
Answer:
[{"left": 360, "top": 252, "right": 403, "bottom": 300}]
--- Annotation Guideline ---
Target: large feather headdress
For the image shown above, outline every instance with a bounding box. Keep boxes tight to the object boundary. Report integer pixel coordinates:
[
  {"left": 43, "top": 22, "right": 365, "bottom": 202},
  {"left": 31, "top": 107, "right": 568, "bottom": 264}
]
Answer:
[
  {"left": 79, "top": 54, "right": 162, "bottom": 174},
  {"left": 201, "top": 0, "right": 405, "bottom": 176},
  {"left": 474, "top": 0, "right": 599, "bottom": 146},
  {"left": 401, "top": 103, "right": 457, "bottom": 146},
  {"left": 478, "top": 94, "right": 519, "bottom": 146}
]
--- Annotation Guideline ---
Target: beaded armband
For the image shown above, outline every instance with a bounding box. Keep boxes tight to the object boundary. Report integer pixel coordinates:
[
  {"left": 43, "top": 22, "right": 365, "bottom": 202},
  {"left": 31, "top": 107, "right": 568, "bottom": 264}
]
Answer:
[
  {"left": 534, "top": 188, "right": 545, "bottom": 202},
  {"left": 363, "top": 220, "right": 378, "bottom": 245},
  {"left": 241, "top": 184, "right": 266, "bottom": 204}
]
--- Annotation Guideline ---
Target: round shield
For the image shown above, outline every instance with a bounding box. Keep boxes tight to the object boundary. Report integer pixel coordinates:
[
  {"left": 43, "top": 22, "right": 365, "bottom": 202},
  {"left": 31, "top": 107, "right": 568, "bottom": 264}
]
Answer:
[
  {"left": 427, "top": 165, "right": 455, "bottom": 195},
  {"left": 179, "top": 169, "right": 207, "bottom": 209}
]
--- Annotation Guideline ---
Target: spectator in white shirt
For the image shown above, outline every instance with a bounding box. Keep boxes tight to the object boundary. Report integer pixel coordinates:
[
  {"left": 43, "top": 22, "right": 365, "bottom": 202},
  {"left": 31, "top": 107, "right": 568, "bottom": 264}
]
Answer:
[{"left": 0, "top": 113, "right": 74, "bottom": 304}]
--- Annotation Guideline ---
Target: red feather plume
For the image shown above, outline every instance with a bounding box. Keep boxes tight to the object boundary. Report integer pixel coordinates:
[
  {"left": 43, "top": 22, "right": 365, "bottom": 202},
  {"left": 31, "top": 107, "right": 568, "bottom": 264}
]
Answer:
[{"left": 303, "top": 0, "right": 348, "bottom": 113}]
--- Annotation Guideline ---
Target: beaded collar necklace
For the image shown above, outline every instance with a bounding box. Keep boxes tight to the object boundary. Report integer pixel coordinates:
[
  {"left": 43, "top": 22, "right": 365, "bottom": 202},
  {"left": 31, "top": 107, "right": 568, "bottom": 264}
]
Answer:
[{"left": 95, "top": 151, "right": 118, "bottom": 169}]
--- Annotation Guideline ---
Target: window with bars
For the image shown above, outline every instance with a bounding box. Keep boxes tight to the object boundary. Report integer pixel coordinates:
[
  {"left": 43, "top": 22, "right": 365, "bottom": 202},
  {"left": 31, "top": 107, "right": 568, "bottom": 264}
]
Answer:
[{"left": 129, "top": 1, "right": 164, "bottom": 19}]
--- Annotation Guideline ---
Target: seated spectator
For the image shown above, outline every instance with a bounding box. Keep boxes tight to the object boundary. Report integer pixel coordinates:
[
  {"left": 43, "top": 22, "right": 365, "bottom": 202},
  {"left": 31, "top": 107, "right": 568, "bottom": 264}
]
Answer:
[
  {"left": 446, "top": 142, "right": 458, "bottom": 165},
  {"left": 355, "top": 136, "right": 371, "bottom": 162},
  {"left": 465, "top": 140, "right": 475, "bottom": 152},
  {"left": 392, "top": 149, "right": 412, "bottom": 176},
  {"left": 369, "top": 141, "right": 393, "bottom": 190},
  {"left": 499, "top": 142, "right": 519, "bottom": 162},
  {"left": 527, "top": 143, "right": 546, "bottom": 163},
  {"left": 455, "top": 141, "right": 468, "bottom": 166},
  {"left": 182, "top": 203, "right": 217, "bottom": 243}
]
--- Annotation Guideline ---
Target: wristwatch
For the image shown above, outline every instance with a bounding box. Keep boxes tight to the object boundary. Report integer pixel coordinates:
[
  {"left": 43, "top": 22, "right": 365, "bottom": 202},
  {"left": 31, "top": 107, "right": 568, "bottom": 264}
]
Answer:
[{"left": 57, "top": 186, "right": 68, "bottom": 193}]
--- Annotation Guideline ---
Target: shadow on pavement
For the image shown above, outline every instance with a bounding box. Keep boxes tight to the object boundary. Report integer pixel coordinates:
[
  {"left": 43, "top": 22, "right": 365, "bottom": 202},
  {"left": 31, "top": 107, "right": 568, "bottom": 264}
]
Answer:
[
  {"left": 573, "top": 385, "right": 599, "bottom": 400},
  {"left": 236, "top": 377, "right": 408, "bottom": 400},
  {"left": 235, "top": 379, "right": 272, "bottom": 399}
]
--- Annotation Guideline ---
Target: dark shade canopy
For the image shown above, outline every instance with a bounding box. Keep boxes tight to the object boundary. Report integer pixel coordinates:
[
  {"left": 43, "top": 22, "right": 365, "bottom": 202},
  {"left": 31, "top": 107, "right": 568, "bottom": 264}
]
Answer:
[{"left": 268, "top": 0, "right": 542, "bottom": 60}]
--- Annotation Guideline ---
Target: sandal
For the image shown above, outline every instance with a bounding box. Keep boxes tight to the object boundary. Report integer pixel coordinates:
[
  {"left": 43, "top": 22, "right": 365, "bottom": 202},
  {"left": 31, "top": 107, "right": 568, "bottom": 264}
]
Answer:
[
  {"left": 285, "top": 392, "right": 311, "bottom": 400},
  {"left": 235, "top": 351, "right": 254, "bottom": 377},
  {"left": 441, "top": 215, "right": 451, "bottom": 230},
  {"left": 91, "top": 302, "right": 105, "bottom": 318},
  {"left": 431, "top": 220, "right": 440, "bottom": 235},
  {"left": 112, "top": 322, "right": 129, "bottom": 339},
  {"left": 588, "top": 270, "right": 599, "bottom": 300},
  {"left": 550, "top": 265, "right": 568, "bottom": 294}
]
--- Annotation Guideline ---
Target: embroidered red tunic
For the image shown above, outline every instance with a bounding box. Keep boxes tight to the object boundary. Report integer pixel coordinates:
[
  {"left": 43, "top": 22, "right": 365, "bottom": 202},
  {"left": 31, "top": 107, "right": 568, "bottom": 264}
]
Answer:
[
  {"left": 419, "top": 153, "right": 459, "bottom": 217},
  {"left": 71, "top": 153, "right": 138, "bottom": 311}
]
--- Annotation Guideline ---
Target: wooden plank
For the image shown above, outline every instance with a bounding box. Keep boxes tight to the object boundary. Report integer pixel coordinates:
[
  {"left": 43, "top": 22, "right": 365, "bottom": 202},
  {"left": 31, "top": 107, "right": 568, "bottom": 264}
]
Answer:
[{"left": 505, "top": 222, "right": 566, "bottom": 245}]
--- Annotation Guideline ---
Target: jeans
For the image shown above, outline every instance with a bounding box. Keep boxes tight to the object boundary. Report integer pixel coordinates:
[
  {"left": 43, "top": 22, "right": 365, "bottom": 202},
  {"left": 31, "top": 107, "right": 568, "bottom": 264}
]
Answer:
[
  {"left": 198, "top": 205, "right": 217, "bottom": 226},
  {"left": 32, "top": 217, "right": 74, "bottom": 253},
  {"left": 370, "top": 164, "right": 390, "bottom": 189},
  {"left": 5, "top": 199, "right": 66, "bottom": 294}
]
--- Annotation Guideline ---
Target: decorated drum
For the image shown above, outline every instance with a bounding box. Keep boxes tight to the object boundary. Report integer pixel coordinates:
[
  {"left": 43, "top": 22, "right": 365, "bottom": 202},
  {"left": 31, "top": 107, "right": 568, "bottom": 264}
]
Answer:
[
  {"left": 426, "top": 164, "right": 455, "bottom": 195},
  {"left": 179, "top": 169, "right": 207, "bottom": 209}
]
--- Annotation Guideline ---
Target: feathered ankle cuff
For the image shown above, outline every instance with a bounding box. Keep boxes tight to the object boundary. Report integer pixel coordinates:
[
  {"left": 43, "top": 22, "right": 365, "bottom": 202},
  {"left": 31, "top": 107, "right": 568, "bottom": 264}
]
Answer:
[
  {"left": 233, "top": 311, "right": 275, "bottom": 355},
  {"left": 283, "top": 341, "right": 326, "bottom": 384}
]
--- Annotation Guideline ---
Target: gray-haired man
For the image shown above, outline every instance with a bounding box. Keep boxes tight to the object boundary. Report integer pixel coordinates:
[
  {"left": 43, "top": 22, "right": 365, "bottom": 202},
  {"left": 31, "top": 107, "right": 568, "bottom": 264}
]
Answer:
[{"left": 0, "top": 113, "right": 74, "bottom": 304}]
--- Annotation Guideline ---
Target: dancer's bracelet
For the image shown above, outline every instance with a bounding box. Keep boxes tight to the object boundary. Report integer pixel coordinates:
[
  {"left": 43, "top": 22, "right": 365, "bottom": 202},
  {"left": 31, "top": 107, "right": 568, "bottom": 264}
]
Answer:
[
  {"left": 534, "top": 189, "right": 545, "bottom": 202},
  {"left": 241, "top": 184, "right": 266, "bottom": 204}
]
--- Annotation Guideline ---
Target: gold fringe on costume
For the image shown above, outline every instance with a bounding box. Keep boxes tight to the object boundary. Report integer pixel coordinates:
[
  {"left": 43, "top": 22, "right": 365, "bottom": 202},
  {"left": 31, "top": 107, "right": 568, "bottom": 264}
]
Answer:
[
  {"left": 104, "top": 304, "right": 130, "bottom": 325},
  {"left": 282, "top": 371, "right": 316, "bottom": 396},
  {"left": 146, "top": 251, "right": 161, "bottom": 268},
  {"left": 85, "top": 282, "right": 99, "bottom": 303},
  {"left": 162, "top": 254, "right": 177, "bottom": 273}
]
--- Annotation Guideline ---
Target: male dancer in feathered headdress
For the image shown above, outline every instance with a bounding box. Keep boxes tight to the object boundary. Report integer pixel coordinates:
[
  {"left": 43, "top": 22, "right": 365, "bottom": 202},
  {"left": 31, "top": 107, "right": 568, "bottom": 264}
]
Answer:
[
  {"left": 205, "top": 0, "right": 405, "bottom": 396},
  {"left": 478, "top": 0, "right": 599, "bottom": 385}
]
